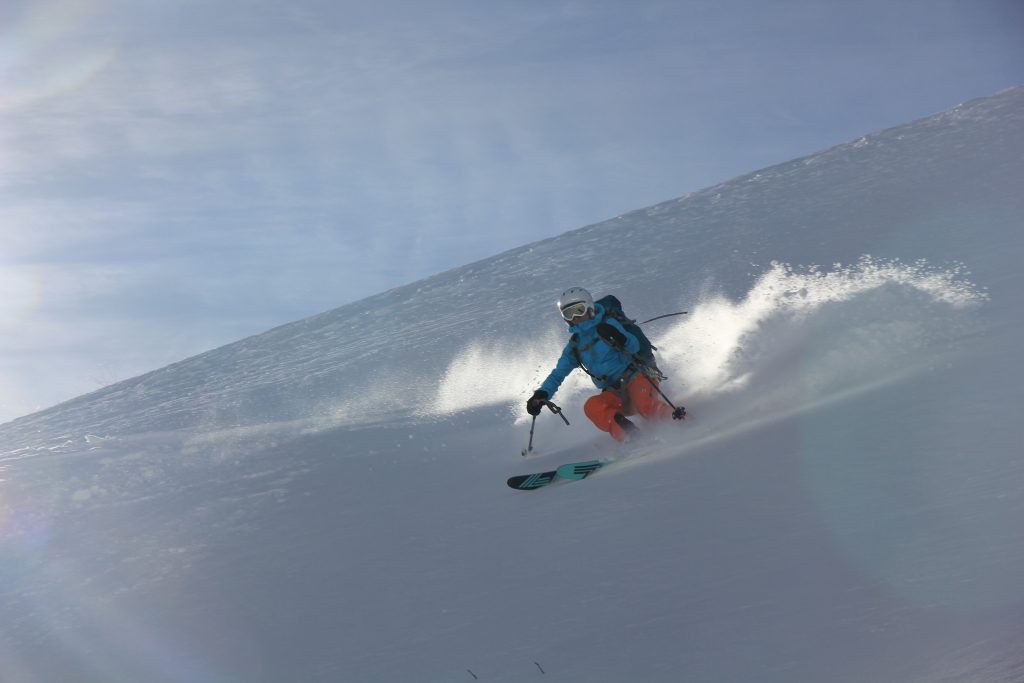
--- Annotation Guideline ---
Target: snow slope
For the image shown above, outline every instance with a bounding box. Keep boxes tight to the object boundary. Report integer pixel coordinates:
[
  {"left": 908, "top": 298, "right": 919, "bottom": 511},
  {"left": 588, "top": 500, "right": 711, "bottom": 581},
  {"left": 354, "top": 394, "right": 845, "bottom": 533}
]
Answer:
[{"left": 1, "top": 87, "right": 1023, "bottom": 682}]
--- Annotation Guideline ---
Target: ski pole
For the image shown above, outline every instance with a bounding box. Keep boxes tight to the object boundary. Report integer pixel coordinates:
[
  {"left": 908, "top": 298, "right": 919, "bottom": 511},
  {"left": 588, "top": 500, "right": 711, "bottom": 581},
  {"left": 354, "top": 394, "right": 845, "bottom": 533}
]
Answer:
[
  {"left": 638, "top": 365, "right": 687, "bottom": 420},
  {"left": 544, "top": 400, "right": 571, "bottom": 426},
  {"left": 522, "top": 415, "right": 538, "bottom": 456},
  {"left": 619, "top": 351, "right": 686, "bottom": 420},
  {"left": 638, "top": 311, "right": 688, "bottom": 325},
  {"left": 522, "top": 400, "right": 571, "bottom": 456}
]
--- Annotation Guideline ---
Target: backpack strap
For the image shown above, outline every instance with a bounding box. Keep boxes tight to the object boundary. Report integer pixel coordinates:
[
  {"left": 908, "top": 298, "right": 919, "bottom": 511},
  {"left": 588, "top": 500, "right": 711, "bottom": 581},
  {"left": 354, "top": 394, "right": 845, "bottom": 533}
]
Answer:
[
  {"left": 571, "top": 332, "right": 640, "bottom": 387},
  {"left": 569, "top": 333, "right": 599, "bottom": 380}
]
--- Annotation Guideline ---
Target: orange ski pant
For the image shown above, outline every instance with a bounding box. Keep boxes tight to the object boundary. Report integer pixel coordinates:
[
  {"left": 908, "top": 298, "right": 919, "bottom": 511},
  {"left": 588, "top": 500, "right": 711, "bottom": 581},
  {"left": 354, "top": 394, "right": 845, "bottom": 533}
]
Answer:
[{"left": 583, "top": 373, "right": 673, "bottom": 442}]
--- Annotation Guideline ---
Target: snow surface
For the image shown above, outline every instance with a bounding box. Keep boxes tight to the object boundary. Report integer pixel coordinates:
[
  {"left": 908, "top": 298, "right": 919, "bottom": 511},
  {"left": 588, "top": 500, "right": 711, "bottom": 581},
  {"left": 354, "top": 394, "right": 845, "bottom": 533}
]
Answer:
[{"left": 2, "top": 87, "right": 1023, "bottom": 682}]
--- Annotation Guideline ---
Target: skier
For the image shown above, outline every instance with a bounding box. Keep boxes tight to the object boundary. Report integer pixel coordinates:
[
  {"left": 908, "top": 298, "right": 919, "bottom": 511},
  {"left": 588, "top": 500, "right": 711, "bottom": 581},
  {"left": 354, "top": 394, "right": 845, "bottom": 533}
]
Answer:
[{"left": 526, "top": 287, "right": 674, "bottom": 442}]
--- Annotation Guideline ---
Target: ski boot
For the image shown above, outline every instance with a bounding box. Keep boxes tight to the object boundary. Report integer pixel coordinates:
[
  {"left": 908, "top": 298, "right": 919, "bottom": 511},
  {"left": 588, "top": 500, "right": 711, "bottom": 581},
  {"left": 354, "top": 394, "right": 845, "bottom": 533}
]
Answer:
[{"left": 614, "top": 413, "right": 639, "bottom": 441}]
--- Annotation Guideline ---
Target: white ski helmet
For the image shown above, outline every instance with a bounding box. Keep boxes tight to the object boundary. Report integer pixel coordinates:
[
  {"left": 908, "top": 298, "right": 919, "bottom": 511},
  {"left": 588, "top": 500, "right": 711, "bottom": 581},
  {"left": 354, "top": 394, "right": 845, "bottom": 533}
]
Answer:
[{"left": 557, "top": 286, "right": 594, "bottom": 321}]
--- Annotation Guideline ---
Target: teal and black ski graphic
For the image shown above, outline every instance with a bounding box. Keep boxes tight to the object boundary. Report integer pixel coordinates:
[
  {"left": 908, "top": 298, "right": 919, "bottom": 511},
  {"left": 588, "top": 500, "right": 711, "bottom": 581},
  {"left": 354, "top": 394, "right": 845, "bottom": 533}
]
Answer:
[
  {"left": 507, "top": 470, "right": 557, "bottom": 490},
  {"left": 556, "top": 459, "right": 603, "bottom": 480},
  {"left": 506, "top": 459, "right": 605, "bottom": 491}
]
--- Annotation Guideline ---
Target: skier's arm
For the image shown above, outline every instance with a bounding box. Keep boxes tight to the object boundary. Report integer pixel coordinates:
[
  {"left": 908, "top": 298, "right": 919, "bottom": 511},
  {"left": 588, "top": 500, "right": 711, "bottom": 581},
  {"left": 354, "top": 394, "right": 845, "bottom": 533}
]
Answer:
[
  {"left": 537, "top": 343, "right": 580, "bottom": 399},
  {"left": 597, "top": 319, "right": 640, "bottom": 355}
]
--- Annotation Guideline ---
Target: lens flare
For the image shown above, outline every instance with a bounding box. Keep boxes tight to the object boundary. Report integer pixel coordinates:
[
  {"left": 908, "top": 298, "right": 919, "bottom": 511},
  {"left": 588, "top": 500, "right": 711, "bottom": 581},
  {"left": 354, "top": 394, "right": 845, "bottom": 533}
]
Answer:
[{"left": 0, "top": 0, "right": 117, "bottom": 112}]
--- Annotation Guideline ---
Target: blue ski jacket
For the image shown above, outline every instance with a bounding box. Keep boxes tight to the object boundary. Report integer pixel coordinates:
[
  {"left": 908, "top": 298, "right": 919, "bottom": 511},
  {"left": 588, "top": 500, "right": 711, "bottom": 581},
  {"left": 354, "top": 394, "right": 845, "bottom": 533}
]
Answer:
[{"left": 538, "top": 303, "right": 640, "bottom": 398}]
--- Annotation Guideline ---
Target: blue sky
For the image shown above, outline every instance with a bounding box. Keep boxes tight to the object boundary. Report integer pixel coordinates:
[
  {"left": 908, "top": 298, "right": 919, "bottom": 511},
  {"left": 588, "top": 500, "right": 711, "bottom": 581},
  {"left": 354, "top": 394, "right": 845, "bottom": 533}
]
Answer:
[{"left": 1, "top": 0, "right": 1021, "bottom": 422}]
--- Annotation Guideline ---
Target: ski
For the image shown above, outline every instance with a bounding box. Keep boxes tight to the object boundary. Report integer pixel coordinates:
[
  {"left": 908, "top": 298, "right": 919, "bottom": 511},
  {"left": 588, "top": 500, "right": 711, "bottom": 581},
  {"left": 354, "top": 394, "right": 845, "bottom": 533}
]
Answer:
[
  {"left": 506, "top": 459, "right": 604, "bottom": 491},
  {"left": 556, "top": 459, "right": 604, "bottom": 480},
  {"left": 506, "top": 469, "right": 557, "bottom": 490}
]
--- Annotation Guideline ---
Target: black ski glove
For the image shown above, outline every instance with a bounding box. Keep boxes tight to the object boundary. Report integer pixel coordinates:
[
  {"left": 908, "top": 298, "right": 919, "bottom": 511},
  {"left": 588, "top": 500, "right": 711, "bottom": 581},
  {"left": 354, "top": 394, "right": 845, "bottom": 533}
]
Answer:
[
  {"left": 596, "top": 322, "right": 628, "bottom": 350},
  {"left": 526, "top": 390, "right": 549, "bottom": 416}
]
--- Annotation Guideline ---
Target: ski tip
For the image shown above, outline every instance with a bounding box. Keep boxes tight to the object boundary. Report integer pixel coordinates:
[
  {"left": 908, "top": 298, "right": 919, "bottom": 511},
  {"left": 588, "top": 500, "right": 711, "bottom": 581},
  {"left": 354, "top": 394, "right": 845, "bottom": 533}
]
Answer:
[{"left": 507, "top": 470, "right": 557, "bottom": 490}]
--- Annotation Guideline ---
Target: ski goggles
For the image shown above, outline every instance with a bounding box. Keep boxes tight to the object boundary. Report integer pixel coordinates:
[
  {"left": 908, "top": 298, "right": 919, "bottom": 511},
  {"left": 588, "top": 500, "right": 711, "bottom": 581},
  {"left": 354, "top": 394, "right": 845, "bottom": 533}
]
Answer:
[{"left": 560, "top": 301, "right": 589, "bottom": 321}]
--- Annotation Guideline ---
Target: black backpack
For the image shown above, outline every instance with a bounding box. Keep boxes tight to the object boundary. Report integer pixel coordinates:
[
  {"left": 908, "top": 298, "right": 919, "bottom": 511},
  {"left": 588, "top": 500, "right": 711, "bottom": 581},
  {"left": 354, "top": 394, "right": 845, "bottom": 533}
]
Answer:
[{"left": 570, "top": 294, "right": 661, "bottom": 379}]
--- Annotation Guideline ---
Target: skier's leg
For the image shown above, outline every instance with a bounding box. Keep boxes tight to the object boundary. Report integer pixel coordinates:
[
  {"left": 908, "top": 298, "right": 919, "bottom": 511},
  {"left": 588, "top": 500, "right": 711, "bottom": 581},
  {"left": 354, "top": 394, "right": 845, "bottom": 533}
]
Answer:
[
  {"left": 584, "top": 391, "right": 630, "bottom": 442},
  {"left": 627, "top": 374, "right": 673, "bottom": 421}
]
